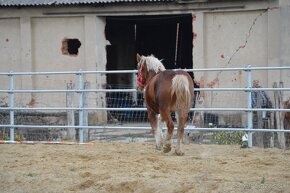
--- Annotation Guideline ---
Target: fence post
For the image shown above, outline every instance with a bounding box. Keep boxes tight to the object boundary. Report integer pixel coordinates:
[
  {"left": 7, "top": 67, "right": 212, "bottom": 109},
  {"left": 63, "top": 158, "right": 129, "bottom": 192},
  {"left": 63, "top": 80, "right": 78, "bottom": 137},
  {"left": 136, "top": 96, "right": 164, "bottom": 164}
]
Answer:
[
  {"left": 246, "top": 65, "right": 253, "bottom": 148},
  {"left": 83, "top": 81, "right": 89, "bottom": 142},
  {"left": 9, "top": 71, "right": 15, "bottom": 142},
  {"left": 77, "top": 69, "right": 84, "bottom": 143},
  {"left": 66, "top": 81, "right": 75, "bottom": 140},
  {"left": 273, "top": 82, "right": 286, "bottom": 149}
]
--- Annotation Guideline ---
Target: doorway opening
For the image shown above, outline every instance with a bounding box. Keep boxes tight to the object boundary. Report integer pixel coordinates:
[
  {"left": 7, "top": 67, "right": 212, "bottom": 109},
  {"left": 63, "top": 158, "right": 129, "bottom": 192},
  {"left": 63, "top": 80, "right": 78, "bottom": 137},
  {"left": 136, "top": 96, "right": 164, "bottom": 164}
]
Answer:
[
  {"left": 105, "top": 14, "right": 193, "bottom": 89},
  {"left": 105, "top": 14, "right": 193, "bottom": 121}
]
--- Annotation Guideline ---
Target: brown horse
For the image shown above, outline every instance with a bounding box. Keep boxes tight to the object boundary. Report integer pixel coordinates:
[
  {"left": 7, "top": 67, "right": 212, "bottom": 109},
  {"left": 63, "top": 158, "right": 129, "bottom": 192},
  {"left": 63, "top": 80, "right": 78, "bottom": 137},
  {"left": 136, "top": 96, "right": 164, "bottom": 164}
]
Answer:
[{"left": 136, "top": 54, "right": 194, "bottom": 155}]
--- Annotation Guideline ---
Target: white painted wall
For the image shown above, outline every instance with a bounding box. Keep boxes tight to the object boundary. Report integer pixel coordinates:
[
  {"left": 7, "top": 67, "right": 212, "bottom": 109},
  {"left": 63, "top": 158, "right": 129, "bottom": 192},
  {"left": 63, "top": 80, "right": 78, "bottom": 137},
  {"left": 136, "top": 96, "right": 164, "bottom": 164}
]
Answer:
[
  {"left": 0, "top": 18, "right": 24, "bottom": 106},
  {"left": 30, "top": 17, "right": 85, "bottom": 107},
  {"left": 94, "top": 16, "right": 107, "bottom": 124},
  {"left": 0, "top": 13, "right": 104, "bottom": 116},
  {"left": 203, "top": 10, "right": 268, "bottom": 108},
  {"left": 0, "top": 18, "right": 21, "bottom": 72},
  {"left": 279, "top": 1, "right": 290, "bottom": 96}
]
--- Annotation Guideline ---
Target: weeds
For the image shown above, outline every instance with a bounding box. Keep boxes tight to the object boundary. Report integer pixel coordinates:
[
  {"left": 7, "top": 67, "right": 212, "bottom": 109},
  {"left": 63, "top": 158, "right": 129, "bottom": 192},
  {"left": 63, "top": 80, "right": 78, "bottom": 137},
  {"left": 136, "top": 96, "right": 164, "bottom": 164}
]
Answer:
[{"left": 212, "top": 131, "right": 245, "bottom": 145}]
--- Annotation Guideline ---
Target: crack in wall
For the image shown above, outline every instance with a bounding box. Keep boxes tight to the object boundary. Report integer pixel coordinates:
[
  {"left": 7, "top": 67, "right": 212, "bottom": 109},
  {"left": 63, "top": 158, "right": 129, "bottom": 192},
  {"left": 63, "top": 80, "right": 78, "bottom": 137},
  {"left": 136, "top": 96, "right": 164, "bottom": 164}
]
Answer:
[
  {"left": 226, "top": 9, "right": 269, "bottom": 66},
  {"left": 208, "top": 7, "right": 279, "bottom": 87}
]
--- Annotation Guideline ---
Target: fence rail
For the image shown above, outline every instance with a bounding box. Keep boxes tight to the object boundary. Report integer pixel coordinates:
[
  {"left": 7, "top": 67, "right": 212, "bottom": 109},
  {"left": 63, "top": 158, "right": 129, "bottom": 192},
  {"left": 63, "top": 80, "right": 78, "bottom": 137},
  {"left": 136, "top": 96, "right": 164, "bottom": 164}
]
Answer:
[
  {"left": 0, "top": 107, "right": 290, "bottom": 112},
  {"left": 1, "top": 88, "right": 290, "bottom": 93},
  {"left": 1, "top": 65, "right": 290, "bottom": 146},
  {"left": 0, "top": 65, "right": 289, "bottom": 76}
]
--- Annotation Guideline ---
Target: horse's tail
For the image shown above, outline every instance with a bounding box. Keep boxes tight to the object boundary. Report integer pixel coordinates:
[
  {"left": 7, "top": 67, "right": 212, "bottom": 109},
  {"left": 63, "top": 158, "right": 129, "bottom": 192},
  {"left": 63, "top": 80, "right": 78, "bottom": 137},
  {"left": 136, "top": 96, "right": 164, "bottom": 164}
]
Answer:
[{"left": 171, "top": 74, "right": 192, "bottom": 112}]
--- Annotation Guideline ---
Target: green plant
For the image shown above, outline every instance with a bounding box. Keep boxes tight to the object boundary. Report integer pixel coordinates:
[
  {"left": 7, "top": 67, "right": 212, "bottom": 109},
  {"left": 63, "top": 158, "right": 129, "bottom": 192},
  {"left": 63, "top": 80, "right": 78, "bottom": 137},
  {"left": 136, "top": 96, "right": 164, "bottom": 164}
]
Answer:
[
  {"left": 2, "top": 133, "right": 23, "bottom": 141},
  {"left": 26, "top": 173, "right": 34, "bottom": 177},
  {"left": 261, "top": 176, "right": 265, "bottom": 184},
  {"left": 212, "top": 131, "right": 245, "bottom": 145},
  {"left": 14, "top": 133, "right": 23, "bottom": 141},
  {"left": 62, "top": 137, "right": 70, "bottom": 141},
  {"left": 3, "top": 135, "right": 10, "bottom": 140}
]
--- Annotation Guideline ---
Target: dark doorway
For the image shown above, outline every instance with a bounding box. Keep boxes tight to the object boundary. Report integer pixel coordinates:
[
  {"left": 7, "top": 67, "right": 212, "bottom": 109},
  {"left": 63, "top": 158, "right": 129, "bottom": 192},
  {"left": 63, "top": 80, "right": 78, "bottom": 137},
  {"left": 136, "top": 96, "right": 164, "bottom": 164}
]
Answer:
[
  {"left": 105, "top": 15, "right": 193, "bottom": 121},
  {"left": 105, "top": 14, "right": 193, "bottom": 89}
]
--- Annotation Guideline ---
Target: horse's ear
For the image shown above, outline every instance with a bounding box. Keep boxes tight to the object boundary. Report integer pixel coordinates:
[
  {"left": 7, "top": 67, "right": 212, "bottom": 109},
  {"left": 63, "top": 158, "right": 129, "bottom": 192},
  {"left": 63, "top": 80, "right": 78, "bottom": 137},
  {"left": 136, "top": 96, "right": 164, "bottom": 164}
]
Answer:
[{"left": 136, "top": 53, "right": 141, "bottom": 63}]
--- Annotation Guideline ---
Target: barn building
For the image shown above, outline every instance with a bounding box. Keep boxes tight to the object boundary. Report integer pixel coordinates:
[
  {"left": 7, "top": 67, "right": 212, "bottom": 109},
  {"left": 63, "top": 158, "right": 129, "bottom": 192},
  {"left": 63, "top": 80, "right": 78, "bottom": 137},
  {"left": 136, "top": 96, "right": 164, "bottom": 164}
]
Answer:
[{"left": 0, "top": 0, "right": 289, "bottom": 132}]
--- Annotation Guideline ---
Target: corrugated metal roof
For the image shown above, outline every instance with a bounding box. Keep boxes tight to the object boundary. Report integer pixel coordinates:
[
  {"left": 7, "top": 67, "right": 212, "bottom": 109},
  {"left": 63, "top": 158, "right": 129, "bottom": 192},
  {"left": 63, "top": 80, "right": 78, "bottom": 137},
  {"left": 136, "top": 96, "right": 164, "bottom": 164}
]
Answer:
[{"left": 0, "top": 0, "right": 175, "bottom": 7}]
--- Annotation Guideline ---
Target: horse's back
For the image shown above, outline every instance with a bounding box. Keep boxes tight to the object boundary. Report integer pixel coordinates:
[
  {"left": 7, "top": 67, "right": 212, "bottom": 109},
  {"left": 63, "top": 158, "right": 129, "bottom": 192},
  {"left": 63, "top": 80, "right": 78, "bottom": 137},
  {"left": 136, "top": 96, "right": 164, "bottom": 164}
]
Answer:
[
  {"left": 157, "top": 70, "right": 194, "bottom": 96},
  {"left": 145, "top": 70, "right": 194, "bottom": 113}
]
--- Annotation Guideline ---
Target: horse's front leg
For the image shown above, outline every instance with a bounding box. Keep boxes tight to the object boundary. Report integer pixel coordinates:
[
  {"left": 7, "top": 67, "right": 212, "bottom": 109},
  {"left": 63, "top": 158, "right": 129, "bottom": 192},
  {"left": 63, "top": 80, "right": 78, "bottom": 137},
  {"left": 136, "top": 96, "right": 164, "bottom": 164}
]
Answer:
[{"left": 148, "top": 111, "right": 162, "bottom": 150}]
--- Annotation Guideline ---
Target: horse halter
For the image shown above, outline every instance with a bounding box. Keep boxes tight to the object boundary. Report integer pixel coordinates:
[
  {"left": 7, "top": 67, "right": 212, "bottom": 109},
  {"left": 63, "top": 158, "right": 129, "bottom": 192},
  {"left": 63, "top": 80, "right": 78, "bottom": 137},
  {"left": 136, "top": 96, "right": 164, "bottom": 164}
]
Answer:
[{"left": 137, "top": 62, "right": 146, "bottom": 89}]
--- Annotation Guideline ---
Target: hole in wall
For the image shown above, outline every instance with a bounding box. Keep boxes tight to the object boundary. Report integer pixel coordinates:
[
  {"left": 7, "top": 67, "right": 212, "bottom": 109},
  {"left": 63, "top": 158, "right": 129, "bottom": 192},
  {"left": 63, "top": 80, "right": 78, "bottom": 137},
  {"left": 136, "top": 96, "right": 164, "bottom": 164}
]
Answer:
[{"left": 61, "top": 38, "right": 82, "bottom": 56}]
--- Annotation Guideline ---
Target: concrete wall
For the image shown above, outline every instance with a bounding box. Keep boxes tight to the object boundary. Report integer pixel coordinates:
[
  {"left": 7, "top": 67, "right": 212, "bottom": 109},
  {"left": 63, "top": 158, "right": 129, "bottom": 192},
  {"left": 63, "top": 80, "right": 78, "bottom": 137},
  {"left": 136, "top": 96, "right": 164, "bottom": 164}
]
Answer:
[
  {"left": 191, "top": 1, "right": 289, "bottom": 111},
  {"left": 0, "top": 18, "right": 21, "bottom": 72},
  {"left": 0, "top": 9, "right": 107, "bottom": 123},
  {"left": 280, "top": 0, "right": 290, "bottom": 92},
  {"left": 31, "top": 17, "right": 85, "bottom": 107},
  {"left": 204, "top": 10, "right": 267, "bottom": 108},
  {"left": 0, "top": 18, "right": 21, "bottom": 105},
  {"left": 0, "top": 10, "right": 105, "bottom": 120}
]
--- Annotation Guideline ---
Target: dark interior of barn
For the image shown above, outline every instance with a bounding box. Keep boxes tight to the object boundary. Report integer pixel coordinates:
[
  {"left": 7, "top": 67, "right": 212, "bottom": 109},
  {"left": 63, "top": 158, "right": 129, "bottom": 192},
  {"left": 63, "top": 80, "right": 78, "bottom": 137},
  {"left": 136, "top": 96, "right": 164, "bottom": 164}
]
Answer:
[
  {"left": 105, "top": 14, "right": 193, "bottom": 119},
  {"left": 105, "top": 14, "right": 193, "bottom": 89}
]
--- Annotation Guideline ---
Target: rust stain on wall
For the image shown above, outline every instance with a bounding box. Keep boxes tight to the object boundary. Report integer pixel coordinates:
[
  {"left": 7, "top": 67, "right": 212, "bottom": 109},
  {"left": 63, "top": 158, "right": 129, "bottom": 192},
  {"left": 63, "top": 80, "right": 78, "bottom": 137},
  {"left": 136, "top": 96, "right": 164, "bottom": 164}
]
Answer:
[
  {"left": 192, "top": 14, "right": 197, "bottom": 47},
  {"left": 207, "top": 77, "right": 220, "bottom": 88},
  {"left": 197, "top": 75, "right": 220, "bottom": 98},
  {"left": 192, "top": 14, "right": 196, "bottom": 21},
  {"left": 27, "top": 95, "right": 36, "bottom": 107},
  {"left": 199, "top": 76, "right": 205, "bottom": 98}
]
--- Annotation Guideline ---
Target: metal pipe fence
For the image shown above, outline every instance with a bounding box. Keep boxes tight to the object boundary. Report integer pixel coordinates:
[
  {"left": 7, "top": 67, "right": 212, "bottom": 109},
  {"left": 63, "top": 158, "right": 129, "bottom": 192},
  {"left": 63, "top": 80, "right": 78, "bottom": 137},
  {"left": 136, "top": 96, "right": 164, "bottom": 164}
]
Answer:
[{"left": 0, "top": 65, "right": 290, "bottom": 146}]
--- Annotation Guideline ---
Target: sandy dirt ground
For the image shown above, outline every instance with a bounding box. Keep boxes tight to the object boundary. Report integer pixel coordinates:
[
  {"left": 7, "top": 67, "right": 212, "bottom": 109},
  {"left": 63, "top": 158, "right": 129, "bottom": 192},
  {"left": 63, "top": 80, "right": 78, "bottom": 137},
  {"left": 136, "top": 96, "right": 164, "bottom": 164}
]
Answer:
[{"left": 1, "top": 141, "right": 290, "bottom": 193}]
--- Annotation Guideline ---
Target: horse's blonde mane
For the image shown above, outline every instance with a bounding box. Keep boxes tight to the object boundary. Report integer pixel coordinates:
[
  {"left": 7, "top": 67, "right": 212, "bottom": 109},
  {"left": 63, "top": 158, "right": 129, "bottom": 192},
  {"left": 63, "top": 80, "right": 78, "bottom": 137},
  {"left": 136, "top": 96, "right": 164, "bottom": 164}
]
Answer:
[{"left": 142, "top": 55, "right": 166, "bottom": 73}]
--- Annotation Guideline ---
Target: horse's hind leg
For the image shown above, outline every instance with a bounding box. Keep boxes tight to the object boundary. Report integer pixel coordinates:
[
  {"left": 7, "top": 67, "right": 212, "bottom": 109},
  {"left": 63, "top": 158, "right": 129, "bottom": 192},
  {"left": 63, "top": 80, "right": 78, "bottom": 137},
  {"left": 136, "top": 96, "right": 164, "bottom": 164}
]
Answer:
[
  {"left": 157, "top": 114, "right": 164, "bottom": 148},
  {"left": 148, "top": 111, "right": 162, "bottom": 150},
  {"left": 160, "top": 111, "right": 174, "bottom": 153},
  {"left": 175, "top": 112, "right": 188, "bottom": 156}
]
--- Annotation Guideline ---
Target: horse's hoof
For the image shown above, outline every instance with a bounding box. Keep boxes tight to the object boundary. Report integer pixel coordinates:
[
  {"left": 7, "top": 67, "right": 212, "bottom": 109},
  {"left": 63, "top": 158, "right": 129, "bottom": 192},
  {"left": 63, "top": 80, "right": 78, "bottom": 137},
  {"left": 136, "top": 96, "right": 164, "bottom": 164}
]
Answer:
[
  {"left": 175, "top": 150, "right": 184, "bottom": 156},
  {"left": 163, "top": 144, "right": 171, "bottom": 153}
]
